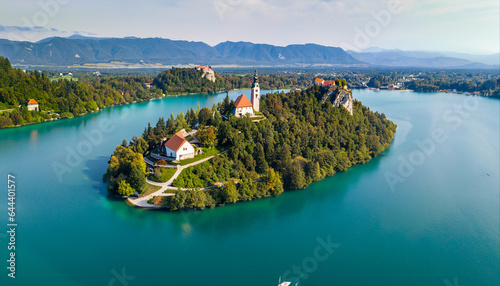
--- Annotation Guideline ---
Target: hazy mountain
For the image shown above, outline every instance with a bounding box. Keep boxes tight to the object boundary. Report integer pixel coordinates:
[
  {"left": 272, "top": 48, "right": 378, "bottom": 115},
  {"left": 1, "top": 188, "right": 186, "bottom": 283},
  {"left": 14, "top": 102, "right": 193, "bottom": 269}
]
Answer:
[
  {"left": 1, "top": 36, "right": 496, "bottom": 69},
  {"left": 0, "top": 37, "right": 361, "bottom": 67},
  {"left": 214, "top": 41, "right": 362, "bottom": 65},
  {"left": 0, "top": 37, "right": 220, "bottom": 66},
  {"left": 352, "top": 47, "right": 500, "bottom": 68}
]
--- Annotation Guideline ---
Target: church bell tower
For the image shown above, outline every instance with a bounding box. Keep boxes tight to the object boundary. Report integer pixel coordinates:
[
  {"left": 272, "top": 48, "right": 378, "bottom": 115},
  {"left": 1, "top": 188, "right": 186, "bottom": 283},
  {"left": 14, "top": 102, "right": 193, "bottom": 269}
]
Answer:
[{"left": 251, "top": 69, "right": 260, "bottom": 112}]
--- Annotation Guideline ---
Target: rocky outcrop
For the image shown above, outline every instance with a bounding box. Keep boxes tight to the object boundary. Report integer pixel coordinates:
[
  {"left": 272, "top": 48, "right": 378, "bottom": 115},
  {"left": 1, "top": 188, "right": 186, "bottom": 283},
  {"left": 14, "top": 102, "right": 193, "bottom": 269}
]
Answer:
[
  {"left": 323, "top": 87, "right": 353, "bottom": 115},
  {"left": 196, "top": 65, "right": 216, "bottom": 82}
]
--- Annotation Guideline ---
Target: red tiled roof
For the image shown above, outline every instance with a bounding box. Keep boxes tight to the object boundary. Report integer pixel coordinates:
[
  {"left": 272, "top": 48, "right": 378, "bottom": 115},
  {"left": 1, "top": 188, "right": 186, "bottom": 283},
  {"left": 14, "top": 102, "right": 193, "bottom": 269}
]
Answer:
[
  {"left": 322, "top": 80, "right": 336, "bottom": 87},
  {"left": 27, "top": 99, "right": 38, "bottom": 105},
  {"left": 164, "top": 131, "right": 187, "bottom": 151},
  {"left": 315, "top": 77, "right": 324, "bottom": 83},
  {"left": 234, "top": 94, "right": 253, "bottom": 108}
]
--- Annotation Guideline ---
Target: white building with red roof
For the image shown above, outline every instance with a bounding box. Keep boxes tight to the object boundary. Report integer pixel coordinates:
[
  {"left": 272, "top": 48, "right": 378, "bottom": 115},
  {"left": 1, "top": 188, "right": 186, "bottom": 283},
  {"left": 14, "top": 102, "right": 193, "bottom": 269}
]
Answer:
[
  {"left": 314, "top": 77, "right": 325, "bottom": 86},
  {"left": 232, "top": 94, "right": 255, "bottom": 118},
  {"left": 231, "top": 69, "right": 260, "bottom": 118},
  {"left": 161, "top": 130, "right": 195, "bottom": 161},
  {"left": 27, "top": 99, "right": 39, "bottom": 111}
]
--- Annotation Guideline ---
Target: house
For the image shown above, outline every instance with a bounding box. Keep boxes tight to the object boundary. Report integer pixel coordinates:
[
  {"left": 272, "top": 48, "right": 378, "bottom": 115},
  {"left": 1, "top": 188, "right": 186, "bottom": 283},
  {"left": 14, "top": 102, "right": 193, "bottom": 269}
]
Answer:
[
  {"left": 232, "top": 94, "right": 254, "bottom": 118},
  {"left": 161, "top": 131, "right": 196, "bottom": 161},
  {"left": 314, "top": 77, "right": 325, "bottom": 86},
  {"left": 143, "top": 82, "right": 153, "bottom": 88},
  {"left": 322, "top": 80, "right": 336, "bottom": 88},
  {"left": 27, "top": 99, "right": 39, "bottom": 111}
]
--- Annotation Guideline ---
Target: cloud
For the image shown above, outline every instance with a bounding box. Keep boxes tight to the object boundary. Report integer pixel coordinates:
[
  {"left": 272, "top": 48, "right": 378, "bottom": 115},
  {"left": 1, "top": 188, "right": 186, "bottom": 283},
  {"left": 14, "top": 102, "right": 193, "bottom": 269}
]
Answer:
[{"left": 0, "top": 25, "right": 95, "bottom": 42}]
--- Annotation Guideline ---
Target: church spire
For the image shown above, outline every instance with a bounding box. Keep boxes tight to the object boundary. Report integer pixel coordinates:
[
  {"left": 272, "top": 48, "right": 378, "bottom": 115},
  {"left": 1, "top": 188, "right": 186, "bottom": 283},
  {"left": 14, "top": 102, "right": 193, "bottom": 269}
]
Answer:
[
  {"left": 250, "top": 68, "right": 260, "bottom": 112},
  {"left": 252, "top": 69, "right": 259, "bottom": 88}
]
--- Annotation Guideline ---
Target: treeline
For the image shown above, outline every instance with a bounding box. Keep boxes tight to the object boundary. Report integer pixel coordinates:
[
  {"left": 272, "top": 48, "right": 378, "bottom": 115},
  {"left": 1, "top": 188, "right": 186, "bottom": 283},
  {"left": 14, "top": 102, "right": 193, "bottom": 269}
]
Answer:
[
  {"left": 405, "top": 74, "right": 499, "bottom": 95},
  {"left": 104, "top": 85, "right": 396, "bottom": 211},
  {"left": 153, "top": 68, "right": 227, "bottom": 94},
  {"left": 0, "top": 57, "right": 162, "bottom": 128},
  {"left": 342, "top": 70, "right": 500, "bottom": 96},
  {"left": 152, "top": 67, "right": 313, "bottom": 95}
]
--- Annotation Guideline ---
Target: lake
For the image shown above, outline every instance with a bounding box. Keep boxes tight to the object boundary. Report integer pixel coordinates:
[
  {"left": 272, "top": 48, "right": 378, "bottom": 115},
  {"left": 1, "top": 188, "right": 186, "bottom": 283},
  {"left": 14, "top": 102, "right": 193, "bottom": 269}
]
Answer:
[{"left": 0, "top": 89, "right": 498, "bottom": 286}]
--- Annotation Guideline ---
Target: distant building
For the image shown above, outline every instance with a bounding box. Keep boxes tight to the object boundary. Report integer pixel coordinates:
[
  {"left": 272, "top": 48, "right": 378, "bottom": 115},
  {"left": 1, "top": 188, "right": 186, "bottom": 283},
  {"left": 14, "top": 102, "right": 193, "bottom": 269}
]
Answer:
[
  {"left": 322, "top": 80, "right": 336, "bottom": 88},
  {"left": 195, "top": 65, "right": 216, "bottom": 82},
  {"left": 27, "top": 99, "right": 39, "bottom": 111},
  {"left": 314, "top": 77, "right": 325, "bottom": 86},
  {"left": 232, "top": 94, "right": 254, "bottom": 118},
  {"left": 160, "top": 131, "right": 195, "bottom": 161},
  {"left": 143, "top": 82, "right": 153, "bottom": 88}
]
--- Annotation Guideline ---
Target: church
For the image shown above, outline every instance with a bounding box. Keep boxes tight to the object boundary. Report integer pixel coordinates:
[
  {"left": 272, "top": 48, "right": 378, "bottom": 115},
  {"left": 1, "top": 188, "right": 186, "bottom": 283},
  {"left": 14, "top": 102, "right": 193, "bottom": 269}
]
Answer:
[{"left": 232, "top": 69, "right": 260, "bottom": 118}]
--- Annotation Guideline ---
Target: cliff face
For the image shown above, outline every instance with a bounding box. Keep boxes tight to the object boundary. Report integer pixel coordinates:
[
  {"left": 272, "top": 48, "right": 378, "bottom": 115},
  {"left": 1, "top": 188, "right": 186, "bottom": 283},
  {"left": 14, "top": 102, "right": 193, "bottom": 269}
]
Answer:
[
  {"left": 323, "top": 87, "right": 353, "bottom": 115},
  {"left": 202, "top": 69, "right": 216, "bottom": 82}
]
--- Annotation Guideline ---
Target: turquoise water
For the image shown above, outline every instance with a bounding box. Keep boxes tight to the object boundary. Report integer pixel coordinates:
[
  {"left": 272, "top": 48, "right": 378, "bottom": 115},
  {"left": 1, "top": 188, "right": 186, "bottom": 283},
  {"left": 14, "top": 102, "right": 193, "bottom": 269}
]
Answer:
[{"left": 0, "top": 89, "right": 498, "bottom": 286}]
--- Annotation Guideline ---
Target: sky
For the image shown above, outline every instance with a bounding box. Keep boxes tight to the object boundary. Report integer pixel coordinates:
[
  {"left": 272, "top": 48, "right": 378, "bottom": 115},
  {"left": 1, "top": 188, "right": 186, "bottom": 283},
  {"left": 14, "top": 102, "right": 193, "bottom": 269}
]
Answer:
[{"left": 0, "top": 0, "right": 498, "bottom": 54}]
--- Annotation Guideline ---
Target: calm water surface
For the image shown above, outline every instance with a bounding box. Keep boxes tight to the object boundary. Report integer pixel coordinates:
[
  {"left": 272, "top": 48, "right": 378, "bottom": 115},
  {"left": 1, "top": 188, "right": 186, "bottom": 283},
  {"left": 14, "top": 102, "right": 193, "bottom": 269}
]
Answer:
[{"left": 0, "top": 89, "right": 498, "bottom": 286}]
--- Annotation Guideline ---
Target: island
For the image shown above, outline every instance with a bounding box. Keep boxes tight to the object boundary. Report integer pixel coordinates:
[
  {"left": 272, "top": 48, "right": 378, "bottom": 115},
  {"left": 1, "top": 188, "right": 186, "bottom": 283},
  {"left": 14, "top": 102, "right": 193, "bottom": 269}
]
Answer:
[{"left": 103, "top": 71, "right": 397, "bottom": 210}]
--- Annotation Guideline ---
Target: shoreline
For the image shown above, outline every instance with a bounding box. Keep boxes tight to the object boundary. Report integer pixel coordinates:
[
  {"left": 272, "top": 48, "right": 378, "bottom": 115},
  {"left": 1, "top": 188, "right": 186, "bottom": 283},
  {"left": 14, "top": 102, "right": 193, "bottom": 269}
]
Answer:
[{"left": 0, "top": 89, "right": 240, "bottom": 130}]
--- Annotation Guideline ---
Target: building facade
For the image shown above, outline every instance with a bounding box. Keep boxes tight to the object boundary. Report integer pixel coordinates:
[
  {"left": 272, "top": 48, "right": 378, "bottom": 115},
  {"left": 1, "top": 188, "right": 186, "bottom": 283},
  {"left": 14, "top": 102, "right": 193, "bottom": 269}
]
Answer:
[
  {"left": 232, "top": 94, "right": 254, "bottom": 118},
  {"left": 161, "top": 131, "right": 195, "bottom": 161}
]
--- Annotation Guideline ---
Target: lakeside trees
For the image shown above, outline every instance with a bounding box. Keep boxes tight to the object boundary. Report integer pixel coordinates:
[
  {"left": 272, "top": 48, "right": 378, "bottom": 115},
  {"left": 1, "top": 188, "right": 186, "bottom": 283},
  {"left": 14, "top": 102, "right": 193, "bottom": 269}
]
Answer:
[{"left": 0, "top": 57, "right": 163, "bottom": 128}]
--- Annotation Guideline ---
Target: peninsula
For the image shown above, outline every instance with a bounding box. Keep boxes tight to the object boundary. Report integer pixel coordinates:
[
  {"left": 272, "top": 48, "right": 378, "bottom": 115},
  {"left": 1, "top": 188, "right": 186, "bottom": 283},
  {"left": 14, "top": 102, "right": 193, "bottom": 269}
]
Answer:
[{"left": 103, "top": 71, "right": 397, "bottom": 210}]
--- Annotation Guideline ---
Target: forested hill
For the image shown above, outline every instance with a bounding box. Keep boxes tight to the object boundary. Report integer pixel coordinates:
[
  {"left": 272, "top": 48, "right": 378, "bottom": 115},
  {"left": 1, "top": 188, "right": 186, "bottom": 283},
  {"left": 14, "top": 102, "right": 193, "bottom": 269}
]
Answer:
[
  {"left": 153, "top": 68, "right": 226, "bottom": 94},
  {"left": 104, "top": 85, "right": 397, "bottom": 210},
  {"left": 0, "top": 57, "right": 162, "bottom": 128},
  {"left": 152, "top": 67, "right": 314, "bottom": 94}
]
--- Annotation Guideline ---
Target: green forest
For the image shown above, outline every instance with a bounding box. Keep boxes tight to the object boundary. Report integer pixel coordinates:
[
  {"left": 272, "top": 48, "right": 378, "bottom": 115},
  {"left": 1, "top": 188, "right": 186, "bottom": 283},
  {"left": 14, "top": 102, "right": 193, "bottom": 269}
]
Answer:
[
  {"left": 152, "top": 67, "right": 311, "bottom": 95},
  {"left": 104, "top": 85, "right": 397, "bottom": 211},
  {"left": 0, "top": 57, "right": 163, "bottom": 128}
]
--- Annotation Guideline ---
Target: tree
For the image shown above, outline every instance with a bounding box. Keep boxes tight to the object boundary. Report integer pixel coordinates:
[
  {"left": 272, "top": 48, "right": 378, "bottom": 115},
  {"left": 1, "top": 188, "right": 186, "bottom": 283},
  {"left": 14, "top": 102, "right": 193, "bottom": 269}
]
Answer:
[
  {"left": 129, "top": 136, "right": 148, "bottom": 154},
  {"left": 265, "top": 168, "right": 284, "bottom": 197},
  {"left": 10, "top": 109, "right": 23, "bottom": 125},
  {"left": 196, "top": 127, "right": 216, "bottom": 148},
  {"left": 117, "top": 180, "right": 135, "bottom": 197},
  {"left": 127, "top": 165, "right": 146, "bottom": 192},
  {"left": 213, "top": 110, "right": 222, "bottom": 127},
  {"left": 220, "top": 95, "right": 232, "bottom": 115},
  {"left": 166, "top": 114, "right": 176, "bottom": 135},
  {"left": 176, "top": 112, "right": 188, "bottom": 130},
  {"left": 221, "top": 182, "right": 239, "bottom": 203},
  {"left": 305, "top": 161, "right": 322, "bottom": 182},
  {"left": 186, "top": 108, "right": 198, "bottom": 126},
  {"left": 198, "top": 107, "right": 213, "bottom": 126},
  {"left": 169, "top": 189, "right": 186, "bottom": 211},
  {"left": 284, "top": 160, "right": 306, "bottom": 189},
  {"left": 254, "top": 143, "right": 269, "bottom": 173}
]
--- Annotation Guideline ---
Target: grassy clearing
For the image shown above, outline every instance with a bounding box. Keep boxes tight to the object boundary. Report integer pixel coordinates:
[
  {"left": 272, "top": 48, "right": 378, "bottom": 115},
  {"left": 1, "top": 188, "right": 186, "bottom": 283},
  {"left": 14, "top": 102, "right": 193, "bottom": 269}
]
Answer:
[
  {"left": 180, "top": 147, "right": 223, "bottom": 166},
  {"left": 141, "top": 184, "right": 162, "bottom": 197},
  {"left": 50, "top": 75, "right": 79, "bottom": 82},
  {"left": 148, "top": 167, "right": 177, "bottom": 183}
]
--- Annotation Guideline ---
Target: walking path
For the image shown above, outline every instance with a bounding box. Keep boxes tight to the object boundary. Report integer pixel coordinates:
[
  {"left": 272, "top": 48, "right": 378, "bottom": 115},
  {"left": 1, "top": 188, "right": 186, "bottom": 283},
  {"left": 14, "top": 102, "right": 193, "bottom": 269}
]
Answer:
[{"left": 127, "top": 150, "right": 228, "bottom": 208}]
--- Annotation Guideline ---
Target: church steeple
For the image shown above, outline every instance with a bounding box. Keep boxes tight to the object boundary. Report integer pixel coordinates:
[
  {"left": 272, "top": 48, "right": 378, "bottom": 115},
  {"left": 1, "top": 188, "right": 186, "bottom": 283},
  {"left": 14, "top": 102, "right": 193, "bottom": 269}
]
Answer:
[
  {"left": 252, "top": 69, "right": 259, "bottom": 88},
  {"left": 250, "top": 69, "right": 260, "bottom": 112}
]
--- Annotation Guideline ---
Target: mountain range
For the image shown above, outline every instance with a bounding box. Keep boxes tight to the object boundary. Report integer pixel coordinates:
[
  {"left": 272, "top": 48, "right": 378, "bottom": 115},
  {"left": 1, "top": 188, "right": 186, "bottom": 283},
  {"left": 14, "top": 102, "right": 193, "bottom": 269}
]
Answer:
[{"left": 0, "top": 36, "right": 497, "bottom": 69}]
